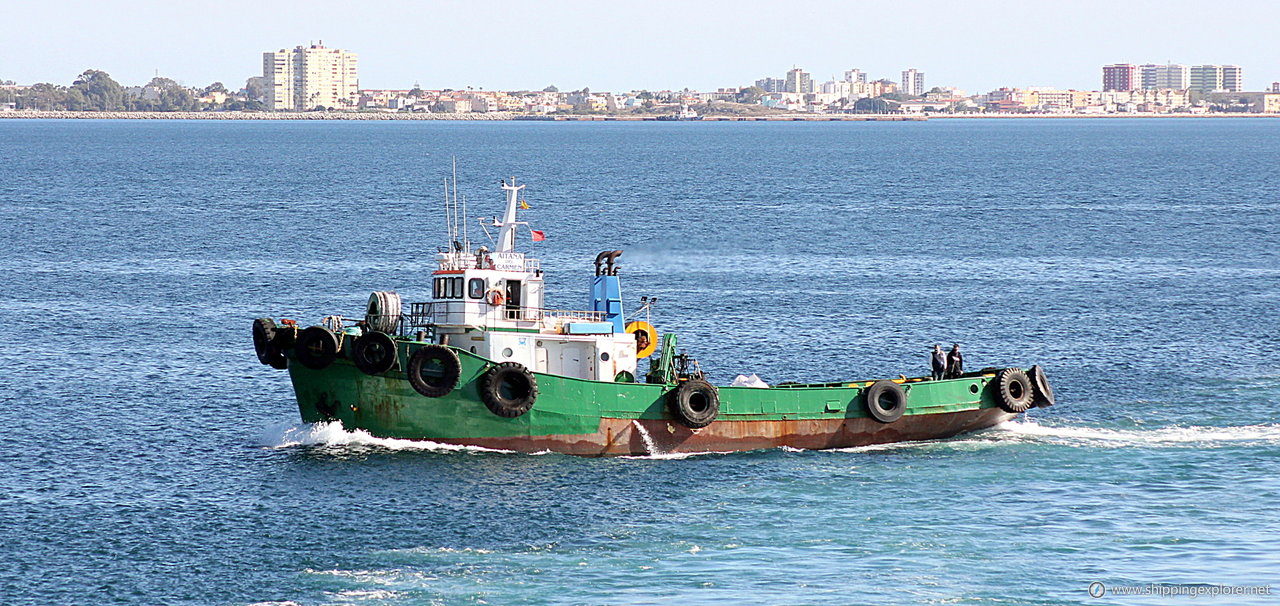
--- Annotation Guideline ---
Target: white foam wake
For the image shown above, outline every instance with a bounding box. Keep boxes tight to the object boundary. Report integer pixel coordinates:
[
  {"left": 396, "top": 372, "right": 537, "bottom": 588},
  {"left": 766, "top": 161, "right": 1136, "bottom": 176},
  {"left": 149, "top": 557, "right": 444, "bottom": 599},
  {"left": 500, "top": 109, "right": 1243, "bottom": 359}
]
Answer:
[
  {"left": 618, "top": 420, "right": 734, "bottom": 460},
  {"left": 992, "top": 419, "right": 1280, "bottom": 448},
  {"left": 259, "top": 422, "right": 513, "bottom": 453}
]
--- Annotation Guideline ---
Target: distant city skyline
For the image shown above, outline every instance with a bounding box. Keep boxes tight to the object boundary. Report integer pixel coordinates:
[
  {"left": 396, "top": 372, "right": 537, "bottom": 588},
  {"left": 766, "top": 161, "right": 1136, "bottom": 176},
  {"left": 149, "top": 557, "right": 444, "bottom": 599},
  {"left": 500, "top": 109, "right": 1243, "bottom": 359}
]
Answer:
[{"left": 5, "top": 0, "right": 1280, "bottom": 93}]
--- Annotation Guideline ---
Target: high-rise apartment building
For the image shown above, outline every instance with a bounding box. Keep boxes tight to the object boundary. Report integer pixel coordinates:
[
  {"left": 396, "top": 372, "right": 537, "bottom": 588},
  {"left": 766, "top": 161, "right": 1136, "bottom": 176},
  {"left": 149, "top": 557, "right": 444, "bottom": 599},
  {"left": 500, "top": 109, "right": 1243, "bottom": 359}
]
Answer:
[
  {"left": 1139, "top": 64, "right": 1189, "bottom": 90},
  {"left": 844, "top": 69, "right": 867, "bottom": 84},
  {"left": 785, "top": 67, "right": 812, "bottom": 93},
  {"left": 755, "top": 77, "right": 786, "bottom": 93},
  {"left": 1190, "top": 65, "right": 1243, "bottom": 93},
  {"left": 1221, "top": 65, "right": 1244, "bottom": 92},
  {"left": 1103, "top": 64, "right": 1139, "bottom": 91},
  {"left": 263, "top": 43, "right": 359, "bottom": 111},
  {"left": 901, "top": 68, "right": 925, "bottom": 96}
]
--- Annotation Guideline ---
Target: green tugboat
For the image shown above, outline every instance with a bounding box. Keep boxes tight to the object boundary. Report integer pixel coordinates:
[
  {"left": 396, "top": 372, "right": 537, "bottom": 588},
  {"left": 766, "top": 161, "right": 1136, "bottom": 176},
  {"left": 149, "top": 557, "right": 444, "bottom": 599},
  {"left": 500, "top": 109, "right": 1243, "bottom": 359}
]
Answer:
[{"left": 252, "top": 177, "right": 1055, "bottom": 456}]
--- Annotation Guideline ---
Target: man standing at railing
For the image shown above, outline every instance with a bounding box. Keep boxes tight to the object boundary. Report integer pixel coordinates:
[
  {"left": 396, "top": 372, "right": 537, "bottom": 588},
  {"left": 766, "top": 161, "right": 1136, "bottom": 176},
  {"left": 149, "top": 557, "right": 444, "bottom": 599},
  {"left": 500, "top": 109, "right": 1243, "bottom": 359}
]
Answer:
[
  {"left": 931, "top": 344, "right": 947, "bottom": 380},
  {"left": 945, "top": 343, "right": 964, "bottom": 379}
]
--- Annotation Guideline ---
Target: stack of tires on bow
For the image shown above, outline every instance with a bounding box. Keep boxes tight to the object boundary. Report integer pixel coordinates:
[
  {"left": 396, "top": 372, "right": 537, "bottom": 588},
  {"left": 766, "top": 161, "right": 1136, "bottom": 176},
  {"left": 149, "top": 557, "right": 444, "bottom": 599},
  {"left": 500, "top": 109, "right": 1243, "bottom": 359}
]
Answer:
[{"left": 251, "top": 292, "right": 540, "bottom": 421}]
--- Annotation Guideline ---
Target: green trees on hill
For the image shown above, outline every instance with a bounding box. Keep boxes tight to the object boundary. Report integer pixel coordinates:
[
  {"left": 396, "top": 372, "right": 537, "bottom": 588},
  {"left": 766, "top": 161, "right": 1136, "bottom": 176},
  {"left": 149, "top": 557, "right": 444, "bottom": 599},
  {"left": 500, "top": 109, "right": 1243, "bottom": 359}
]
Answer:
[
  {"left": 130, "top": 77, "right": 198, "bottom": 111},
  {"left": 21, "top": 83, "right": 69, "bottom": 110},
  {"left": 72, "top": 70, "right": 126, "bottom": 110},
  {"left": 8, "top": 69, "right": 262, "bottom": 111}
]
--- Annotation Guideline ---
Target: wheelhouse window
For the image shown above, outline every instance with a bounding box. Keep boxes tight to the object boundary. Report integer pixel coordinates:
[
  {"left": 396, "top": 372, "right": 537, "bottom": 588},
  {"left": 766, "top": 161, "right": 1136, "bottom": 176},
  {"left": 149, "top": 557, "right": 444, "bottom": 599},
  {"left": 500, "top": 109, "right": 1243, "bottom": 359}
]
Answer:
[
  {"left": 468, "top": 278, "right": 486, "bottom": 299},
  {"left": 434, "top": 277, "right": 466, "bottom": 300}
]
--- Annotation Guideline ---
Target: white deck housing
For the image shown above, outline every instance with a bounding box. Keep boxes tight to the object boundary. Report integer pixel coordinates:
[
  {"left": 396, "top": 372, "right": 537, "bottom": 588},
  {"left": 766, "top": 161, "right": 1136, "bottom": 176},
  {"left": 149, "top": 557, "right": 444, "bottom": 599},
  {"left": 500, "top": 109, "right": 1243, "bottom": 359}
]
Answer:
[{"left": 426, "top": 178, "right": 638, "bottom": 382}]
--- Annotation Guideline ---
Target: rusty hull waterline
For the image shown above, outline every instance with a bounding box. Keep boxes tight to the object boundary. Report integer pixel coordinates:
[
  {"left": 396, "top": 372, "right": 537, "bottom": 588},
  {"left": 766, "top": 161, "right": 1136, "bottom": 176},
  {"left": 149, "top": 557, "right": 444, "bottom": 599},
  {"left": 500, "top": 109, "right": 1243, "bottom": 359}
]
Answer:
[{"left": 420, "top": 408, "right": 1018, "bottom": 457}]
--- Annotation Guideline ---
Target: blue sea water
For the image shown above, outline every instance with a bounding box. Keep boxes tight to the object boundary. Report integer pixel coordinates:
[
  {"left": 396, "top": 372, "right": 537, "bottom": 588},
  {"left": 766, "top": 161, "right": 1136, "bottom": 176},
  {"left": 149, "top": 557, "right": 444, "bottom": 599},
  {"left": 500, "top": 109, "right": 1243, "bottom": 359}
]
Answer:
[{"left": 1, "top": 118, "right": 1278, "bottom": 605}]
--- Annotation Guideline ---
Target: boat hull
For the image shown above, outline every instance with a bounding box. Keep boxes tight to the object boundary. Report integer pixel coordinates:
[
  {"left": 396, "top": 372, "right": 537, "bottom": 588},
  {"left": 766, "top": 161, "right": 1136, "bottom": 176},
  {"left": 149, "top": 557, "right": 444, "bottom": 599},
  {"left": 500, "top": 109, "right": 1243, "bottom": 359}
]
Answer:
[
  {"left": 411, "top": 409, "right": 1016, "bottom": 456},
  {"left": 286, "top": 344, "right": 1017, "bottom": 456}
]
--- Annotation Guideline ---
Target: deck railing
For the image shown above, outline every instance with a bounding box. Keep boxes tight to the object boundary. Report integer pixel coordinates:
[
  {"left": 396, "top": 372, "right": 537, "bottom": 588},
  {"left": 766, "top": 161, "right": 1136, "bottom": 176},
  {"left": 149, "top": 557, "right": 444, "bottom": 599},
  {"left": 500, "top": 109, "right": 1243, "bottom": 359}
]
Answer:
[
  {"left": 316, "top": 303, "right": 609, "bottom": 341},
  {"left": 406, "top": 301, "right": 603, "bottom": 326}
]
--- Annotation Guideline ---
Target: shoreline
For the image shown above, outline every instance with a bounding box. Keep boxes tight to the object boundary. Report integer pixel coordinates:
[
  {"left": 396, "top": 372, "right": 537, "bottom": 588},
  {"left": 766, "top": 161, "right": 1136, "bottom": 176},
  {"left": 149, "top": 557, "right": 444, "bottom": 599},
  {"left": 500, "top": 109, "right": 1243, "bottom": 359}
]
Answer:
[
  {"left": 927, "top": 112, "right": 1275, "bottom": 119},
  {"left": 0, "top": 110, "right": 1275, "bottom": 121}
]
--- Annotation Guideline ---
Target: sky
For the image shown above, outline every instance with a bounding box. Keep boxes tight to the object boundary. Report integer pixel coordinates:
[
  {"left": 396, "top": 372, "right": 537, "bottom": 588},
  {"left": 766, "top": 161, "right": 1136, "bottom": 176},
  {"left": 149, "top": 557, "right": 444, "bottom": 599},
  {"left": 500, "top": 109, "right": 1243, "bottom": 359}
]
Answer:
[{"left": 4, "top": 0, "right": 1278, "bottom": 94}]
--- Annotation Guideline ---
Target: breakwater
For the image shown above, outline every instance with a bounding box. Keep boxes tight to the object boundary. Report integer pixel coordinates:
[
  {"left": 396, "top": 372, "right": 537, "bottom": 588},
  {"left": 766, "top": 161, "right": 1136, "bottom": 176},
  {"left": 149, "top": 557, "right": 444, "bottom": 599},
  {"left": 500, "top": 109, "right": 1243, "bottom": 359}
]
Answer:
[
  {"left": 4, "top": 110, "right": 1270, "bottom": 121},
  {"left": 0, "top": 110, "right": 923, "bottom": 121},
  {"left": 0, "top": 110, "right": 515, "bottom": 120}
]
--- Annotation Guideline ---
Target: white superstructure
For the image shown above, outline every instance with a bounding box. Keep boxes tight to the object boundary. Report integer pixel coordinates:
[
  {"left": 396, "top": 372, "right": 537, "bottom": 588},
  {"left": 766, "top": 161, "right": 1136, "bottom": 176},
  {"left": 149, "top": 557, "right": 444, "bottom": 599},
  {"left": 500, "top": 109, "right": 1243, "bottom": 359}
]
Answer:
[{"left": 422, "top": 178, "right": 640, "bottom": 382}]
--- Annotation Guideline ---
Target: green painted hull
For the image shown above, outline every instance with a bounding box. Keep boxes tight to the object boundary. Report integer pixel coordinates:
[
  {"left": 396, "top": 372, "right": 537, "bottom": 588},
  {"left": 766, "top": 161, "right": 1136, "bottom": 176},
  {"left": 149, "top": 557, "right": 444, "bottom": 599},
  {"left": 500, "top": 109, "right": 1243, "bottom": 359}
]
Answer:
[{"left": 285, "top": 340, "right": 1018, "bottom": 456}]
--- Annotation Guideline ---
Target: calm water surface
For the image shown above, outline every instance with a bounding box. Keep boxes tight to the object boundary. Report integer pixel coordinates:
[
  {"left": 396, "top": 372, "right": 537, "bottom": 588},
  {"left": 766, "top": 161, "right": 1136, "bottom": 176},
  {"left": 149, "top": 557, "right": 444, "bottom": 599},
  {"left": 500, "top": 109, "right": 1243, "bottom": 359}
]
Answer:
[{"left": 1, "top": 119, "right": 1278, "bottom": 605}]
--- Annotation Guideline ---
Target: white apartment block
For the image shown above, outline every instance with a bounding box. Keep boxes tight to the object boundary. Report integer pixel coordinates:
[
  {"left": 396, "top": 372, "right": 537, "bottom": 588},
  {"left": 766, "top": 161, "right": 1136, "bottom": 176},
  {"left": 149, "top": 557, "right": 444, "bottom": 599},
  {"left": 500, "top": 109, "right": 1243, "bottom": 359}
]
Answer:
[
  {"left": 263, "top": 43, "right": 359, "bottom": 111},
  {"left": 1190, "top": 65, "right": 1243, "bottom": 94},
  {"left": 901, "top": 68, "right": 924, "bottom": 96},
  {"left": 1139, "top": 64, "right": 1190, "bottom": 90},
  {"left": 785, "top": 68, "right": 813, "bottom": 94},
  {"left": 1221, "top": 65, "right": 1244, "bottom": 92}
]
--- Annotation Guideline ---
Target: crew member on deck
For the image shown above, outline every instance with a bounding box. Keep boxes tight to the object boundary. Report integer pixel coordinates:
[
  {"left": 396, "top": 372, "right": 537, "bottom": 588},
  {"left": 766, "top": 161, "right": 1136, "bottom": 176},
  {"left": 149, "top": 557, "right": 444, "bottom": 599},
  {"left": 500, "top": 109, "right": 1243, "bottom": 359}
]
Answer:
[
  {"left": 931, "top": 344, "right": 947, "bottom": 380},
  {"left": 946, "top": 343, "right": 964, "bottom": 379}
]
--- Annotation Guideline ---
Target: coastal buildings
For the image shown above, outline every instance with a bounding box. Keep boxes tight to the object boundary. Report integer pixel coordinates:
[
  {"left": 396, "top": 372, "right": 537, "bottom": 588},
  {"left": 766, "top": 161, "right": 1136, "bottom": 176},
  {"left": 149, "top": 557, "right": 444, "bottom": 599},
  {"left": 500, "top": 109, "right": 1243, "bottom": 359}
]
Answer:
[
  {"left": 785, "top": 68, "right": 813, "bottom": 93},
  {"left": 1204, "top": 91, "right": 1280, "bottom": 113},
  {"left": 1190, "top": 65, "right": 1243, "bottom": 93},
  {"left": 901, "top": 69, "right": 925, "bottom": 96},
  {"left": 1140, "top": 64, "right": 1190, "bottom": 90},
  {"left": 1103, "top": 64, "right": 1139, "bottom": 91},
  {"left": 9, "top": 52, "right": 1278, "bottom": 116},
  {"left": 263, "top": 43, "right": 359, "bottom": 111},
  {"left": 755, "top": 77, "right": 785, "bottom": 93},
  {"left": 1107, "top": 62, "right": 1245, "bottom": 94}
]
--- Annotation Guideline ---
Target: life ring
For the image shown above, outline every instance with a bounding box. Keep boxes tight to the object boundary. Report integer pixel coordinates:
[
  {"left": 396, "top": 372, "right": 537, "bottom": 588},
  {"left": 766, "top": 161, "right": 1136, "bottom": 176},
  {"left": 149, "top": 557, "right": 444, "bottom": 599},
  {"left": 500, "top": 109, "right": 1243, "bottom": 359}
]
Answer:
[
  {"left": 486, "top": 289, "right": 506, "bottom": 307},
  {"left": 668, "top": 379, "right": 719, "bottom": 428},
  {"left": 1027, "top": 365, "right": 1055, "bottom": 408},
  {"left": 625, "top": 320, "right": 658, "bottom": 359},
  {"left": 352, "top": 331, "right": 398, "bottom": 375},
  {"left": 407, "top": 344, "right": 461, "bottom": 398},
  {"left": 480, "top": 362, "right": 538, "bottom": 417},
  {"left": 864, "top": 380, "right": 907, "bottom": 423},
  {"left": 252, "top": 318, "right": 288, "bottom": 369},
  {"left": 294, "top": 326, "right": 340, "bottom": 370},
  {"left": 995, "top": 368, "right": 1034, "bottom": 413}
]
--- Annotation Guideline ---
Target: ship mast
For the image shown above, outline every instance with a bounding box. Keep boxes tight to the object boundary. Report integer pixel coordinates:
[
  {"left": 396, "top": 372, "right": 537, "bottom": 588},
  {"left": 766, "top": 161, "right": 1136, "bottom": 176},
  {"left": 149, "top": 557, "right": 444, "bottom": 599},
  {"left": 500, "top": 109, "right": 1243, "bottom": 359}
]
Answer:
[{"left": 497, "top": 177, "right": 525, "bottom": 253}]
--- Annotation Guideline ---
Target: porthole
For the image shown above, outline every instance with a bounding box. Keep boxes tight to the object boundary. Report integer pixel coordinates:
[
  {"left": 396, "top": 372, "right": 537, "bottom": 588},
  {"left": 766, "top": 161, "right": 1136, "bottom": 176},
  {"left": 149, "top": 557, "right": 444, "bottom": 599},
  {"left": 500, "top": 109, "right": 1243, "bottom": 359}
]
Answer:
[
  {"left": 601, "top": 352, "right": 611, "bottom": 361},
  {"left": 470, "top": 346, "right": 477, "bottom": 354},
  {"left": 502, "top": 347, "right": 514, "bottom": 358},
  {"left": 969, "top": 383, "right": 980, "bottom": 394}
]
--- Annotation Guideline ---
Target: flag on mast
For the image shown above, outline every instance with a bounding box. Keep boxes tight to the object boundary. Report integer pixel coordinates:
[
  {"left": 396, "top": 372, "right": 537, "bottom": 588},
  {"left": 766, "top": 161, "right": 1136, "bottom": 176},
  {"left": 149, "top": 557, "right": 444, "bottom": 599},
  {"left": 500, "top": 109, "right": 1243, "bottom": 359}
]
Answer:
[
  {"left": 519, "top": 199, "right": 530, "bottom": 210},
  {"left": 530, "top": 230, "right": 546, "bottom": 242}
]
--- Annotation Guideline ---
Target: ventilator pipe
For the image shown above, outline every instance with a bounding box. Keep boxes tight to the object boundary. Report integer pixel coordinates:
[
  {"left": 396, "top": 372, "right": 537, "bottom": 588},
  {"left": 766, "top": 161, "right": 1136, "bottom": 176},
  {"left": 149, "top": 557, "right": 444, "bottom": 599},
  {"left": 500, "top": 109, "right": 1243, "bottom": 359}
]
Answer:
[
  {"left": 594, "top": 251, "right": 611, "bottom": 276},
  {"left": 606, "top": 250, "right": 624, "bottom": 275}
]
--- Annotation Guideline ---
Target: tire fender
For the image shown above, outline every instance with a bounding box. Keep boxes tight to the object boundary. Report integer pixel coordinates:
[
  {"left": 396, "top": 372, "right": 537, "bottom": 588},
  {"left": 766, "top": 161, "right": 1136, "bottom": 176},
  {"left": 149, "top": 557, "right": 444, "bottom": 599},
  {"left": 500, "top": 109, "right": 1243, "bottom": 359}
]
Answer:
[
  {"left": 864, "top": 380, "right": 907, "bottom": 423},
  {"left": 407, "top": 344, "right": 462, "bottom": 398},
  {"left": 479, "top": 362, "right": 538, "bottom": 418},
  {"left": 353, "top": 331, "right": 398, "bottom": 375},
  {"left": 667, "top": 379, "right": 719, "bottom": 428},
  {"left": 995, "top": 368, "right": 1034, "bottom": 413}
]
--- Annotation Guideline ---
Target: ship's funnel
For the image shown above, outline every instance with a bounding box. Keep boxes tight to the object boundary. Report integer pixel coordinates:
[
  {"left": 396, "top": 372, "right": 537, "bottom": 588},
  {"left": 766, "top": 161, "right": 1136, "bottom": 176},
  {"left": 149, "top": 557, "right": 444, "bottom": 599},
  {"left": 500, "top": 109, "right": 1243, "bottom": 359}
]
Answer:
[{"left": 590, "top": 251, "right": 625, "bottom": 333}]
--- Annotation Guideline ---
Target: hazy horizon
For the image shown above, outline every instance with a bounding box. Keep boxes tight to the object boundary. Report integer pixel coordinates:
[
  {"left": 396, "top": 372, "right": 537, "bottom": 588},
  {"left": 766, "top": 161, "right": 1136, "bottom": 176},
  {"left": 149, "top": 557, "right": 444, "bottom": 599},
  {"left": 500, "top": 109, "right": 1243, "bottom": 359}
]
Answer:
[{"left": 5, "top": 0, "right": 1279, "bottom": 94}]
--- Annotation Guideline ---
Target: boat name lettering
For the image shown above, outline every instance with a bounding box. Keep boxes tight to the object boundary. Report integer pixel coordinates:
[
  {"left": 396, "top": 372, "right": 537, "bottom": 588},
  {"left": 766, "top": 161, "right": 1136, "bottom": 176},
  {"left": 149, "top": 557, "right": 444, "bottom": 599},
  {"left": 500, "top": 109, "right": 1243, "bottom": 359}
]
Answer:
[{"left": 492, "top": 252, "right": 524, "bottom": 271}]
